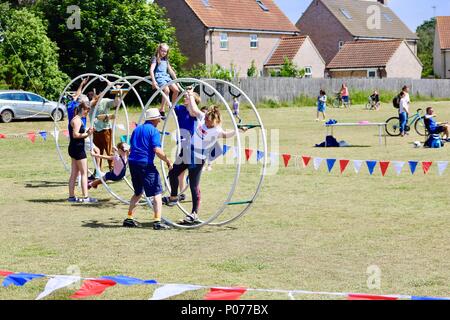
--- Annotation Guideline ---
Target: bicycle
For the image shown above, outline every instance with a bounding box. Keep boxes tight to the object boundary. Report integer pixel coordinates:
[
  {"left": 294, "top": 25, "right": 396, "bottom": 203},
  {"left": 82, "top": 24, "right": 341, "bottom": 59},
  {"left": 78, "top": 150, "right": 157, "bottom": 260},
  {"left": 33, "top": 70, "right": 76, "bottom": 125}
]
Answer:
[
  {"left": 385, "top": 108, "right": 427, "bottom": 137},
  {"left": 332, "top": 92, "right": 351, "bottom": 108},
  {"left": 365, "top": 96, "right": 380, "bottom": 110}
]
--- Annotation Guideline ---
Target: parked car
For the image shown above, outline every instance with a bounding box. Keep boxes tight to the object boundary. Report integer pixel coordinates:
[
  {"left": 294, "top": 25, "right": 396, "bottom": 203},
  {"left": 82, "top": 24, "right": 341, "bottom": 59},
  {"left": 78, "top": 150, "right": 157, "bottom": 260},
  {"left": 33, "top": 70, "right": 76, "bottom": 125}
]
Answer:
[{"left": 0, "top": 90, "right": 66, "bottom": 123}]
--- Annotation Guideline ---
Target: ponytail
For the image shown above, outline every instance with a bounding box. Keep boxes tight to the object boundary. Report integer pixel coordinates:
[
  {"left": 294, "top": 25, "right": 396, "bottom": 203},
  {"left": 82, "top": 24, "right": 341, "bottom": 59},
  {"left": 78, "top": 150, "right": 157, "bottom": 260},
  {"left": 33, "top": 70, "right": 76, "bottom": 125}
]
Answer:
[{"left": 206, "top": 105, "right": 222, "bottom": 126}]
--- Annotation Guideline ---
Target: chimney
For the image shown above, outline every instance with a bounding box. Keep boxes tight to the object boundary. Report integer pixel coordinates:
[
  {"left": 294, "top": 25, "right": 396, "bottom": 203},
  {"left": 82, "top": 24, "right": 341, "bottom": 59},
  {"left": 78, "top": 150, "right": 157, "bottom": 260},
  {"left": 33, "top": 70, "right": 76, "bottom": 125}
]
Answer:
[{"left": 378, "top": 0, "right": 388, "bottom": 5}]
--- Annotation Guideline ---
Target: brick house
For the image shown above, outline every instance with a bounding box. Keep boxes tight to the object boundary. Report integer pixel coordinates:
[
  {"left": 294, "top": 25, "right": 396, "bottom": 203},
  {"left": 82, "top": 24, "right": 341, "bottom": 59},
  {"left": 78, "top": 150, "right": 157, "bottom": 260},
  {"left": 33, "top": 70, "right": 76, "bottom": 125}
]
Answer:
[
  {"left": 155, "top": 0, "right": 299, "bottom": 76},
  {"left": 296, "top": 0, "right": 419, "bottom": 65},
  {"left": 434, "top": 16, "right": 450, "bottom": 79},
  {"left": 327, "top": 40, "right": 422, "bottom": 79},
  {"left": 264, "top": 36, "right": 325, "bottom": 78}
]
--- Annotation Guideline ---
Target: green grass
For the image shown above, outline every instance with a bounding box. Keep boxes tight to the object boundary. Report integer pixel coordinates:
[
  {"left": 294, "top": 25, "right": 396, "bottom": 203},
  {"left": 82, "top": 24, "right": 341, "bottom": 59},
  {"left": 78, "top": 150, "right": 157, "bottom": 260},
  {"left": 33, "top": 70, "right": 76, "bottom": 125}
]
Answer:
[{"left": 0, "top": 101, "right": 449, "bottom": 300}]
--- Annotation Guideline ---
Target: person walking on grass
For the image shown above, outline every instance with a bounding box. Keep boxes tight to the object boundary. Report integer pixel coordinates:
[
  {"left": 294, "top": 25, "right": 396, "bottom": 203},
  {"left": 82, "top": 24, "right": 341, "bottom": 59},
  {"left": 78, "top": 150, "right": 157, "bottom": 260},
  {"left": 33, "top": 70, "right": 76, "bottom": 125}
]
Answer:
[
  {"left": 399, "top": 91, "right": 409, "bottom": 137},
  {"left": 316, "top": 90, "right": 327, "bottom": 121},
  {"left": 123, "top": 108, "right": 173, "bottom": 230}
]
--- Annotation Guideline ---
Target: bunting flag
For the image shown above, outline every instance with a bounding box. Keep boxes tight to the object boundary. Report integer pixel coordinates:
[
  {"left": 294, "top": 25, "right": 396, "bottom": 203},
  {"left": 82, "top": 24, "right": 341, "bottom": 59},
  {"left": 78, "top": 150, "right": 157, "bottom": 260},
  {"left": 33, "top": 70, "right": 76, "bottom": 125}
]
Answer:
[
  {"left": 379, "top": 161, "right": 390, "bottom": 177},
  {"left": 392, "top": 161, "right": 405, "bottom": 176},
  {"left": 63, "top": 130, "right": 69, "bottom": 138},
  {"left": 326, "top": 159, "right": 336, "bottom": 173},
  {"left": 0, "top": 133, "right": 6, "bottom": 139},
  {"left": 422, "top": 161, "right": 432, "bottom": 174},
  {"left": 353, "top": 160, "right": 363, "bottom": 174},
  {"left": 366, "top": 161, "right": 377, "bottom": 175},
  {"left": 256, "top": 150, "right": 264, "bottom": 162},
  {"left": 339, "top": 160, "right": 350, "bottom": 174},
  {"left": 223, "top": 145, "right": 231, "bottom": 156},
  {"left": 269, "top": 152, "right": 279, "bottom": 164},
  {"left": 0, "top": 270, "right": 13, "bottom": 276},
  {"left": 348, "top": 294, "right": 398, "bottom": 301},
  {"left": 150, "top": 284, "right": 203, "bottom": 300},
  {"left": 232, "top": 146, "right": 238, "bottom": 159},
  {"left": 100, "top": 275, "right": 157, "bottom": 286},
  {"left": 282, "top": 154, "right": 291, "bottom": 167},
  {"left": 408, "top": 161, "right": 418, "bottom": 175},
  {"left": 437, "top": 161, "right": 449, "bottom": 176},
  {"left": 204, "top": 287, "right": 247, "bottom": 300},
  {"left": 245, "top": 149, "right": 253, "bottom": 161},
  {"left": 313, "top": 157, "right": 323, "bottom": 170},
  {"left": 36, "top": 276, "right": 80, "bottom": 300},
  {"left": 27, "top": 132, "right": 36, "bottom": 143},
  {"left": 117, "top": 123, "right": 126, "bottom": 131},
  {"left": 2, "top": 273, "right": 45, "bottom": 287},
  {"left": 302, "top": 156, "right": 311, "bottom": 168},
  {"left": 412, "top": 296, "right": 450, "bottom": 301},
  {"left": 39, "top": 131, "right": 47, "bottom": 141},
  {"left": 70, "top": 279, "right": 116, "bottom": 299}
]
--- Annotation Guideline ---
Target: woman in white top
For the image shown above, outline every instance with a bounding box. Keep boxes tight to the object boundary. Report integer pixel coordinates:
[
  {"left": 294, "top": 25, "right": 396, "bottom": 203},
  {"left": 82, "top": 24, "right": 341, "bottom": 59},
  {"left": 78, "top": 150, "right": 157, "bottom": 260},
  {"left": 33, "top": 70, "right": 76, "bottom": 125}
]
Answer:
[{"left": 398, "top": 91, "right": 409, "bottom": 136}]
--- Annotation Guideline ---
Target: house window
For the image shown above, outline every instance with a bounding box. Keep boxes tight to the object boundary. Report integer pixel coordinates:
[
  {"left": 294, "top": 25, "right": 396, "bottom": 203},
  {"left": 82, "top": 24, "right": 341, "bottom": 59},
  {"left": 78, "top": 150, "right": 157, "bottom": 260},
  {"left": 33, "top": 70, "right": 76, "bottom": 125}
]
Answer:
[
  {"left": 256, "top": 0, "right": 269, "bottom": 12},
  {"left": 250, "top": 34, "right": 258, "bottom": 48},
  {"left": 304, "top": 66, "right": 312, "bottom": 78},
  {"left": 367, "top": 69, "right": 377, "bottom": 78},
  {"left": 339, "top": 8, "right": 352, "bottom": 20},
  {"left": 220, "top": 33, "right": 228, "bottom": 50},
  {"left": 338, "top": 41, "right": 344, "bottom": 51}
]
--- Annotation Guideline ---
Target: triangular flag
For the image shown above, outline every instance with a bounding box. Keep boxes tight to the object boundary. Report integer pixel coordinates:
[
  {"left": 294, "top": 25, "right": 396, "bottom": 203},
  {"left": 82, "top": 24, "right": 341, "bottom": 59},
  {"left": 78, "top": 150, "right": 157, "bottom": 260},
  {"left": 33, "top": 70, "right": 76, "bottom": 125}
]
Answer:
[
  {"left": 232, "top": 146, "right": 238, "bottom": 159},
  {"left": 353, "top": 160, "right": 363, "bottom": 174},
  {"left": 2, "top": 273, "right": 45, "bottom": 287},
  {"left": 39, "top": 131, "right": 47, "bottom": 141},
  {"left": 117, "top": 123, "right": 126, "bottom": 131},
  {"left": 36, "top": 276, "right": 80, "bottom": 300},
  {"left": 412, "top": 296, "right": 450, "bottom": 300},
  {"left": 366, "top": 161, "right": 377, "bottom": 175},
  {"left": 313, "top": 157, "right": 323, "bottom": 170},
  {"left": 101, "top": 275, "right": 157, "bottom": 286},
  {"left": 27, "top": 132, "right": 36, "bottom": 143},
  {"left": 282, "top": 154, "right": 291, "bottom": 167},
  {"left": 302, "top": 156, "right": 311, "bottom": 168},
  {"left": 0, "top": 133, "right": 6, "bottom": 139},
  {"left": 348, "top": 294, "right": 398, "bottom": 300},
  {"left": 245, "top": 149, "right": 253, "bottom": 161},
  {"left": 422, "top": 161, "right": 432, "bottom": 174},
  {"left": 379, "top": 161, "right": 390, "bottom": 177},
  {"left": 71, "top": 279, "right": 116, "bottom": 299},
  {"left": 256, "top": 150, "right": 264, "bottom": 162},
  {"left": 326, "top": 159, "right": 336, "bottom": 173},
  {"left": 339, "top": 160, "right": 350, "bottom": 174},
  {"left": 437, "top": 161, "right": 449, "bottom": 176},
  {"left": 392, "top": 161, "right": 405, "bottom": 176},
  {"left": 269, "top": 152, "right": 278, "bottom": 164},
  {"left": 150, "top": 284, "right": 203, "bottom": 300},
  {"left": 223, "top": 145, "right": 230, "bottom": 156},
  {"left": 204, "top": 287, "right": 247, "bottom": 300},
  {"left": 408, "top": 161, "right": 418, "bottom": 175},
  {"left": 63, "top": 130, "right": 69, "bottom": 138},
  {"left": 0, "top": 270, "right": 14, "bottom": 276}
]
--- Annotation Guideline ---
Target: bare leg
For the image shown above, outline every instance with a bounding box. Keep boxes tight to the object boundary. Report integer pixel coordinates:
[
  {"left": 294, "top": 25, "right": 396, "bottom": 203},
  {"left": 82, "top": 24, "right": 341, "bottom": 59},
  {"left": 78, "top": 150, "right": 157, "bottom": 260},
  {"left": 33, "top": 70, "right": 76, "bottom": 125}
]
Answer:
[
  {"left": 69, "top": 159, "right": 79, "bottom": 198},
  {"left": 152, "top": 194, "right": 162, "bottom": 221},
  {"left": 128, "top": 193, "right": 142, "bottom": 218},
  {"left": 76, "top": 158, "right": 89, "bottom": 198},
  {"left": 170, "top": 84, "right": 180, "bottom": 107},
  {"left": 160, "top": 87, "right": 170, "bottom": 113}
]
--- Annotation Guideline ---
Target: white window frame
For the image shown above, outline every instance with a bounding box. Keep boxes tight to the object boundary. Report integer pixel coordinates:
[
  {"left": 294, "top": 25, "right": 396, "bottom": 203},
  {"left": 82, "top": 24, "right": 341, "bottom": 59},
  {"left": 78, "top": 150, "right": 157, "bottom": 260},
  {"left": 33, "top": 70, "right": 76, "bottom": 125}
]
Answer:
[
  {"left": 250, "top": 34, "right": 258, "bottom": 49},
  {"left": 220, "top": 33, "right": 228, "bottom": 50},
  {"left": 367, "top": 69, "right": 377, "bottom": 78},
  {"left": 338, "top": 41, "right": 344, "bottom": 51},
  {"left": 304, "top": 66, "right": 312, "bottom": 78}
]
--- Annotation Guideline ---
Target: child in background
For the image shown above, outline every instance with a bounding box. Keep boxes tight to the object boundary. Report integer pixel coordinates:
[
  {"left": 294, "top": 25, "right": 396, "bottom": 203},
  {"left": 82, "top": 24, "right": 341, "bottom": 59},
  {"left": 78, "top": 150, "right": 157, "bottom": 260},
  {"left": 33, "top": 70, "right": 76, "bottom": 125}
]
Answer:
[
  {"left": 149, "top": 43, "right": 180, "bottom": 117},
  {"left": 317, "top": 90, "right": 327, "bottom": 121},
  {"left": 88, "top": 142, "right": 130, "bottom": 189},
  {"left": 232, "top": 97, "right": 242, "bottom": 123},
  {"left": 200, "top": 106, "right": 213, "bottom": 172}
]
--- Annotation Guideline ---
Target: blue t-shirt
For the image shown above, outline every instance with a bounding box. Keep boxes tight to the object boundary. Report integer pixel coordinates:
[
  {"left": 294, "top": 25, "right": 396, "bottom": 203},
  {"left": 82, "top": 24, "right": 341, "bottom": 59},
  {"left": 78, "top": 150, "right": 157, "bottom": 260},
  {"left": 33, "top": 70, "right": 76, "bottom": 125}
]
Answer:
[
  {"left": 128, "top": 121, "right": 161, "bottom": 165},
  {"left": 174, "top": 105, "right": 197, "bottom": 138},
  {"left": 67, "top": 101, "right": 87, "bottom": 129},
  {"left": 428, "top": 116, "right": 438, "bottom": 133}
]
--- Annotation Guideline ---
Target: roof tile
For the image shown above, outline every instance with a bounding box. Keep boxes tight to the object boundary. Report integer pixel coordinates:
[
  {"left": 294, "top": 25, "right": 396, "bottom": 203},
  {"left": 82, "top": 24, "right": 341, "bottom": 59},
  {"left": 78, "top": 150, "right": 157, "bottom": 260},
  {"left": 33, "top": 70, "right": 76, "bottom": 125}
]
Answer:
[
  {"left": 265, "top": 36, "right": 307, "bottom": 66},
  {"left": 436, "top": 16, "right": 450, "bottom": 50}
]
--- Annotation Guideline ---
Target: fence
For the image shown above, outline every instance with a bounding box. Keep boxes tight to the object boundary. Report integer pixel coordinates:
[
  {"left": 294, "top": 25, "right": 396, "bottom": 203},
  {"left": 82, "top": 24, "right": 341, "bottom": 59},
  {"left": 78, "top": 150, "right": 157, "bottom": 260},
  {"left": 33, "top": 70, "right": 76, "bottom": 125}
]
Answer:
[{"left": 199, "top": 78, "right": 450, "bottom": 104}]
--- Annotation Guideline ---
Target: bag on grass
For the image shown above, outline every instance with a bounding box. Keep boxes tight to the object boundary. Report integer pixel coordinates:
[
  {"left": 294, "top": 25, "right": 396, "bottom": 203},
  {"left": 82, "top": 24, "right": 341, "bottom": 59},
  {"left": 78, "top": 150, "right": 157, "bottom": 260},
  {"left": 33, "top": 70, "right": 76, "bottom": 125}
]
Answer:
[{"left": 425, "top": 134, "right": 444, "bottom": 148}]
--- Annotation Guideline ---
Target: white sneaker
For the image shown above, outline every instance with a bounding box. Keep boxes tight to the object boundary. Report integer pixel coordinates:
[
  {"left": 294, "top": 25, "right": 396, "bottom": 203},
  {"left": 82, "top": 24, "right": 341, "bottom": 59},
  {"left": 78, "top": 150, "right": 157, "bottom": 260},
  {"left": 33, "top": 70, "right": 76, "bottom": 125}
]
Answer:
[{"left": 207, "top": 165, "right": 212, "bottom": 171}]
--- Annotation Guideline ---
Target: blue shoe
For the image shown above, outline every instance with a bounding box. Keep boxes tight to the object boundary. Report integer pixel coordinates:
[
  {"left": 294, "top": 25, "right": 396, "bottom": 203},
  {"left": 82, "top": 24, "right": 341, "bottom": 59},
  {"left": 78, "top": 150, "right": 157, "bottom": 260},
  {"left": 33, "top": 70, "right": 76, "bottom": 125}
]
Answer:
[{"left": 67, "top": 196, "right": 79, "bottom": 203}]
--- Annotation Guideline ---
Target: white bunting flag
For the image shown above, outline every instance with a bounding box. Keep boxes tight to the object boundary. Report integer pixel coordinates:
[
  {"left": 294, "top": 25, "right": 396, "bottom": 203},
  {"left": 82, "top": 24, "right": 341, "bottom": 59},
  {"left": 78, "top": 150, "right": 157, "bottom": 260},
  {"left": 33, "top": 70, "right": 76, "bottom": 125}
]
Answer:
[
  {"left": 392, "top": 161, "right": 406, "bottom": 176},
  {"left": 36, "top": 276, "right": 80, "bottom": 300},
  {"left": 437, "top": 161, "right": 449, "bottom": 176},
  {"left": 313, "top": 157, "right": 323, "bottom": 171},
  {"left": 117, "top": 124, "right": 126, "bottom": 131},
  {"left": 270, "top": 152, "right": 279, "bottom": 164},
  {"left": 150, "top": 284, "right": 203, "bottom": 300},
  {"left": 353, "top": 160, "right": 363, "bottom": 174}
]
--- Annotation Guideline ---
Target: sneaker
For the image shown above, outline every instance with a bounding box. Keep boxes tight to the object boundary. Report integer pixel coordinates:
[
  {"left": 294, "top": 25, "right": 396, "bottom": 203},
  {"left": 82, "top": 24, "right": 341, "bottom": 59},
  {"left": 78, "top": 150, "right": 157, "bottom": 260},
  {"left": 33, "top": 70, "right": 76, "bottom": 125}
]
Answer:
[
  {"left": 315, "top": 118, "right": 320, "bottom": 122},
  {"left": 153, "top": 221, "right": 171, "bottom": 230},
  {"left": 79, "top": 197, "right": 98, "bottom": 203},
  {"left": 162, "top": 196, "right": 178, "bottom": 207},
  {"left": 179, "top": 213, "right": 200, "bottom": 225},
  {"left": 88, "top": 174, "right": 96, "bottom": 181},
  {"left": 123, "top": 218, "right": 141, "bottom": 228},
  {"left": 179, "top": 194, "right": 186, "bottom": 202},
  {"left": 207, "top": 165, "right": 212, "bottom": 171},
  {"left": 67, "top": 196, "right": 79, "bottom": 203}
]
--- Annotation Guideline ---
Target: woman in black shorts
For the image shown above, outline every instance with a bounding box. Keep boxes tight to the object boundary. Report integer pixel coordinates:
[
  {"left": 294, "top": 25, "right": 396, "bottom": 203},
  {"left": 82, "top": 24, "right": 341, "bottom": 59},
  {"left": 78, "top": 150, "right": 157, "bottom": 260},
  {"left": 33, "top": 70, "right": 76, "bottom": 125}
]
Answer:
[{"left": 68, "top": 101, "right": 97, "bottom": 203}]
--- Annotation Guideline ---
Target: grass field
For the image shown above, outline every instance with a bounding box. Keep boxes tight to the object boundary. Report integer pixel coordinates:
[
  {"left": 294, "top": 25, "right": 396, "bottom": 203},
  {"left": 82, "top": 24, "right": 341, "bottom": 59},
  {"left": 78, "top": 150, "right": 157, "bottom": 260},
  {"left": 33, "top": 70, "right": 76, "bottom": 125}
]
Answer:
[{"left": 0, "top": 101, "right": 449, "bottom": 300}]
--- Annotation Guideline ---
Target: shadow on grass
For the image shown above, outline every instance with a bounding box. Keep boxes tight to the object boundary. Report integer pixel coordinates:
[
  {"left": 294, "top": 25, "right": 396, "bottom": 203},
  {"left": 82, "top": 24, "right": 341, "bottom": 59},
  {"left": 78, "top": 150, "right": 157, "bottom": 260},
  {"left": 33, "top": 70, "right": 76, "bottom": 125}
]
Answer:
[
  {"left": 25, "top": 180, "right": 67, "bottom": 188},
  {"left": 27, "top": 198, "right": 118, "bottom": 208}
]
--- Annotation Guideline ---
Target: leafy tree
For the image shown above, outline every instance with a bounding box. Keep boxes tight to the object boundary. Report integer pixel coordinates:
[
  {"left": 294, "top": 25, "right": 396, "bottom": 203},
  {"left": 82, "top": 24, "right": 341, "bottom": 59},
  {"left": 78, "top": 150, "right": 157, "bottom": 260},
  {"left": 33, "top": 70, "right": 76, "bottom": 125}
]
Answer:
[
  {"left": 416, "top": 18, "right": 435, "bottom": 78},
  {"left": 247, "top": 60, "right": 257, "bottom": 77},
  {"left": 271, "top": 57, "right": 303, "bottom": 78},
  {"left": 182, "top": 63, "right": 237, "bottom": 81},
  {"left": 35, "top": 0, "right": 185, "bottom": 78},
  {"left": 0, "top": 2, "right": 69, "bottom": 99}
]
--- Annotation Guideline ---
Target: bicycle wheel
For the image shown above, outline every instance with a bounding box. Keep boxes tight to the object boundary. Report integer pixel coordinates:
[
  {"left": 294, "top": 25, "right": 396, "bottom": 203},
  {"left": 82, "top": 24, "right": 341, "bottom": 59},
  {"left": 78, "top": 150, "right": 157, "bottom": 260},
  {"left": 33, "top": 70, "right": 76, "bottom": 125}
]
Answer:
[
  {"left": 365, "top": 103, "right": 371, "bottom": 110},
  {"left": 385, "top": 117, "right": 401, "bottom": 136},
  {"left": 414, "top": 117, "right": 427, "bottom": 136},
  {"left": 332, "top": 98, "right": 340, "bottom": 108}
]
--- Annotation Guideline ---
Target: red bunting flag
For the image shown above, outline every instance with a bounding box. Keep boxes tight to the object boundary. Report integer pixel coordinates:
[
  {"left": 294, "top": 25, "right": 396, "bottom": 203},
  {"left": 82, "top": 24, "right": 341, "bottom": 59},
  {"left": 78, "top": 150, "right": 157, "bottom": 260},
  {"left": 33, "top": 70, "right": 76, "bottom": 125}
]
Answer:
[
  {"left": 422, "top": 161, "right": 432, "bottom": 174},
  {"left": 27, "top": 132, "right": 36, "bottom": 143},
  {"left": 132, "top": 121, "right": 137, "bottom": 129},
  {"left": 70, "top": 279, "right": 116, "bottom": 299},
  {"left": 0, "top": 270, "right": 14, "bottom": 276},
  {"left": 63, "top": 130, "right": 69, "bottom": 138},
  {"left": 282, "top": 154, "right": 291, "bottom": 167},
  {"left": 348, "top": 294, "right": 398, "bottom": 300},
  {"left": 302, "top": 156, "right": 311, "bottom": 167},
  {"left": 245, "top": 149, "right": 253, "bottom": 161},
  {"left": 379, "top": 161, "right": 390, "bottom": 176},
  {"left": 339, "top": 160, "right": 350, "bottom": 174},
  {"left": 204, "top": 287, "right": 247, "bottom": 300},
  {"left": 0, "top": 133, "right": 6, "bottom": 139}
]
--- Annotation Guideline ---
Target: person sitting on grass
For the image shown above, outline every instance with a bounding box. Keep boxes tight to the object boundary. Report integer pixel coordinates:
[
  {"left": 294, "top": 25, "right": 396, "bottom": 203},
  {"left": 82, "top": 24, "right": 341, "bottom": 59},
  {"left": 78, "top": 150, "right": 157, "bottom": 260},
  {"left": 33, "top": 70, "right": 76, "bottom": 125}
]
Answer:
[
  {"left": 424, "top": 106, "right": 450, "bottom": 140},
  {"left": 88, "top": 142, "right": 130, "bottom": 189}
]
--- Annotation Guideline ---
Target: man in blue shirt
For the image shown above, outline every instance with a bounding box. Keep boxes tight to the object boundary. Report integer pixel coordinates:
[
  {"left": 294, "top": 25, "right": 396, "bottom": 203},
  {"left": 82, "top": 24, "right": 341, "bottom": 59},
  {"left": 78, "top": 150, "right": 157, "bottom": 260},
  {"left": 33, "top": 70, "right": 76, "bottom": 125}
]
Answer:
[
  {"left": 124, "top": 108, "right": 173, "bottom": 230},
  {"left": 425, "top": 107, "right": 449, "bottom": 140}
]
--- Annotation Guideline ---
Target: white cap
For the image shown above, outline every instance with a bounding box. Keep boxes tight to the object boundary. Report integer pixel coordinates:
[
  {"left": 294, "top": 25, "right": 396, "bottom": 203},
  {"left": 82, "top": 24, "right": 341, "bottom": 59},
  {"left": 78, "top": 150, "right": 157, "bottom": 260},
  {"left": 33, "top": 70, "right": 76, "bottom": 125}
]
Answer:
[
  {"left": 144, "top": 108, "right": 162, "bottom": 120},
  {"left": 121, "top": 143, "right": 130, "bottom": 151}
]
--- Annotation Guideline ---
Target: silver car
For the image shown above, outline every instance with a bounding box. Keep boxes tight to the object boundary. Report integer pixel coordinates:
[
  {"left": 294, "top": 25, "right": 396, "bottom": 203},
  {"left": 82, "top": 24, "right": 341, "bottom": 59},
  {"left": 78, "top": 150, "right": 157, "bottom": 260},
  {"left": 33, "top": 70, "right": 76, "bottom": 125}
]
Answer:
[{"left": 0, "top": 90, "right": 66, "bottom": 123}]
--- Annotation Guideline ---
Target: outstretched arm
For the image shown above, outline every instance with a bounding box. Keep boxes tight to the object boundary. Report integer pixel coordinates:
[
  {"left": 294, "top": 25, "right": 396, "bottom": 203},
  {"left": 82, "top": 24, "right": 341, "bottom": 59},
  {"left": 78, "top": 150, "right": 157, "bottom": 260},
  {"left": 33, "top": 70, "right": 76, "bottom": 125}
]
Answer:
[
  {"left": 185, "top": 88, "right": 202, "bottom": 118},
  {"left": 73, "top": 77, "right": 89, "bottom": 101},
  {"left": 154, "top": 147, "right": 173, "bottom": 170}
]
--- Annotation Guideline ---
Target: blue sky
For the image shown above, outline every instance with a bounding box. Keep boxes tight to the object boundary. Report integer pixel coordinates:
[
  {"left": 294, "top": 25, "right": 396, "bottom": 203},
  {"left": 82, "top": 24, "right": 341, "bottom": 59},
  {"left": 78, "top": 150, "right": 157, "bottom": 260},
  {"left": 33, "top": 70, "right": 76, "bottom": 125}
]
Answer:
[{"left": 273, "top": 0, "right": 450, "bottom": 32}]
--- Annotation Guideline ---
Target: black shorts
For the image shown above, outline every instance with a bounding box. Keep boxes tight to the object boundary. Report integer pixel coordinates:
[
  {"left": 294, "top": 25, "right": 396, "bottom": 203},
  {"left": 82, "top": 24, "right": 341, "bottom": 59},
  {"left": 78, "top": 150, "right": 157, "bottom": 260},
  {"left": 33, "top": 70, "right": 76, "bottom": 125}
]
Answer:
[
  {"left": 434, "top": 126, "right": 446, "bottom": 134},
  {"left": 68, "top": 145, "right": 86, "bottom": 160},
  {"left": 129, "top": 162, "right": 162, "bottom": 197}
]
